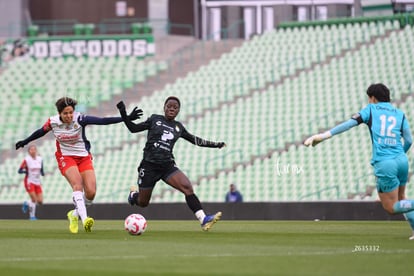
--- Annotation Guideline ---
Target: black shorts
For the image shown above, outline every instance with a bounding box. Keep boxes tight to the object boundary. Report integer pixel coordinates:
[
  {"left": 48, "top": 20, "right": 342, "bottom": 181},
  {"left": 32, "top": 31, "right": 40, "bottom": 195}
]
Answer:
[{"left": 136, "top": 160, "right": 179, "bottom": 189}]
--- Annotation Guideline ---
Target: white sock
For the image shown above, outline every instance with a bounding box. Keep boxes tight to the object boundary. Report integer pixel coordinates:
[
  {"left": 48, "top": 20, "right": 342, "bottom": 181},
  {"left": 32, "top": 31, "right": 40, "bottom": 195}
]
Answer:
[
  {"left": 29, "top": 201, "right": 36, "bottom": 218},
  {"left": 72, "top": 191, "right": 87, "bottom": 223},
  {"left": 195, "top": 210, "right": 206, "bottom": 223}
]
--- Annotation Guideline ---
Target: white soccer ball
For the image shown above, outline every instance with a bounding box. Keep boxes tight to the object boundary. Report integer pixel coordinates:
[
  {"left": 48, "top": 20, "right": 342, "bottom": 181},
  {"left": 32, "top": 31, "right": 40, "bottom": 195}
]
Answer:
[{"left": 124, "top": 213, "right": 147, "bottom": 235}]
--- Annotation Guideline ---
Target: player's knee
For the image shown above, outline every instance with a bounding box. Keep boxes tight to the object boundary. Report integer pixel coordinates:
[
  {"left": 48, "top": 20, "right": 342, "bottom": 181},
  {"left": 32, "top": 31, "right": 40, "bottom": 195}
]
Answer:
[
  {"left": 138, "top": 201, "right": 149, "bottom": 208},
  {"left": 85, "top": 192, "right": 96, "bottom": 201},
  {"left": 181, "top": 183, "right": 194, "bottom": 195},
  {"left": 137, "top": 196, "right": 150, "bottom": 207},
  {"left": 383, "top": 205, "right": 395, "bottom": 215}
]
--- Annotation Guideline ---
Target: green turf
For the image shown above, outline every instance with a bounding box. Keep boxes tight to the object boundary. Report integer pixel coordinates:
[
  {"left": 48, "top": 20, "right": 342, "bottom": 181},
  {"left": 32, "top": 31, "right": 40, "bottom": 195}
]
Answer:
[{"left": 0, "top": 220, "right": 413, "bottom": 275}]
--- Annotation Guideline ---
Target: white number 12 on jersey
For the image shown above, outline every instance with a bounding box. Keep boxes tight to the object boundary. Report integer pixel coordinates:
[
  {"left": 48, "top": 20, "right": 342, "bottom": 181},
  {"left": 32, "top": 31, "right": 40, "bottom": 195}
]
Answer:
[{"left": 379, "top": 115, "right": 396, "bottom": 137}]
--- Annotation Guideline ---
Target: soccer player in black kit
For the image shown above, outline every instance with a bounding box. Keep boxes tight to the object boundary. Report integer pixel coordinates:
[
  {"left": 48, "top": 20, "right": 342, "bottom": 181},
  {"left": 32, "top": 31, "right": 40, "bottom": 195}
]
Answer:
[{"left": 117, "top": 96, "right": 226, "bottom": 231}]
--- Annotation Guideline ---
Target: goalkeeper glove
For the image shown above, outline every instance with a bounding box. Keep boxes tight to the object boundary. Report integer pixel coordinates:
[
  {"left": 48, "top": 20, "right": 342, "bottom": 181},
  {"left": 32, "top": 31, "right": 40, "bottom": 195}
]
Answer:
[{"left": 303, "top": 131, "right": 332, "bottom": 147}]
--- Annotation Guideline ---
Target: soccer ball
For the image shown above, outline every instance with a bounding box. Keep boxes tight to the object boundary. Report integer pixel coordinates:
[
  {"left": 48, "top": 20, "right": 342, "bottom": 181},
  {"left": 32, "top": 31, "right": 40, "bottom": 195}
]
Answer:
[{"left": 124, "top": 213, "right": 147, "bottom": 235}]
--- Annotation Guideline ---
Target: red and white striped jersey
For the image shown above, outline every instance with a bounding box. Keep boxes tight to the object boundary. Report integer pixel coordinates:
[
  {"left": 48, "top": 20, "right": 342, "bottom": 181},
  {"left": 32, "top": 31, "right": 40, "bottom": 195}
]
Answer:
[
  {"left": 44, "top": 112, "right": 89, "bottom": 156},
  {"left": 20, "top": 155, "right": 43, "bottom": 185}
]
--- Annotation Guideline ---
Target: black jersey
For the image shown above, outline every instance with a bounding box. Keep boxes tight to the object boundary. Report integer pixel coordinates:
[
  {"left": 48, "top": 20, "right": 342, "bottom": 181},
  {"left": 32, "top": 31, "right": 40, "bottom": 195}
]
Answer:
[{"left": 131, "top": 114, "right": 222, "bottom": 164}]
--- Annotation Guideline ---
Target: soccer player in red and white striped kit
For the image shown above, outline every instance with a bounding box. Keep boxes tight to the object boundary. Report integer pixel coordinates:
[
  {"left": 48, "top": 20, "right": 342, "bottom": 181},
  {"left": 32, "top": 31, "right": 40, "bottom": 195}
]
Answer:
[
  {"left": 16, "top": 97, "right": 142, "bottom": 233},
  {"left": 18, "top": 144, "right": 44, "bottom": 220}
]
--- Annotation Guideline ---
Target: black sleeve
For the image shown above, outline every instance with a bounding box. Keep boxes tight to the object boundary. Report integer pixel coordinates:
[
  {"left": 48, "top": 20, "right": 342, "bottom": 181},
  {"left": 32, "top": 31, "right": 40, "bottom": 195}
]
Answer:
[
  {"left": 41, "top": 161, "right": 45, "bottom": 176},
  {"left": 181, "top": 127, "right": 223, "bottom": 148},
  {"left": 21, "top": 128, "right": 49, "bottom": 145},
  {"left": 118, "top": 108, "right": 149, "bottom": 133},
  {"left": 78, "top": 115, "right": 122, "bottom": 126},
  {"left": 18, "top": 168, "right": 26, "bottom": 174}
]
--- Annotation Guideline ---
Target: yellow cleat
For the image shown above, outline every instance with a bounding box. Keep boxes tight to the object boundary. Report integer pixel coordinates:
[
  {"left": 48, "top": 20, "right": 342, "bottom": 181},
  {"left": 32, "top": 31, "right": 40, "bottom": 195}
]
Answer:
[
  {"left": 67, "top": 210, "right": 79, "bottom": 234},
  {"left": 201, "top": 211, "right": 222, "bottom": 231},
  {"left": 83, "top": 217, "right": 95, "bottom": 232}
]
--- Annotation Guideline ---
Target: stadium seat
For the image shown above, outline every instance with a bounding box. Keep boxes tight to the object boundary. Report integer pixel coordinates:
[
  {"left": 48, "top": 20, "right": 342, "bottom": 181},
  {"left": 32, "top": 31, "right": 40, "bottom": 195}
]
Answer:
[{"left": 1, "top": 19, "right": 413, "bottom": 203}]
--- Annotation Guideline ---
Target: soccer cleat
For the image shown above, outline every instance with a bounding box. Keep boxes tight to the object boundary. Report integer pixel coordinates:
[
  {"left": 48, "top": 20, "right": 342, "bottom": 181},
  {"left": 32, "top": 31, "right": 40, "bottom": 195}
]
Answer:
[
  {"left": 201, "top": 211, "right": 222, "bottom": 231},
  {"left": 83, "top": 217, "right": 95, "bottom": 232},
  {"left": 409, "top": 235, "right": 414, "bottom": 240},
  {"left": 29, "top": 216, "right": 37, "bottom": 221},
  {"left": 128, "top": 186, "right": 139, "bottom": 206},
  {"left": 22, "top": 201, "right": 28, "bottom": 213},
  {"left": 67, "top": 210, "right": 79, "bottom": 234}
]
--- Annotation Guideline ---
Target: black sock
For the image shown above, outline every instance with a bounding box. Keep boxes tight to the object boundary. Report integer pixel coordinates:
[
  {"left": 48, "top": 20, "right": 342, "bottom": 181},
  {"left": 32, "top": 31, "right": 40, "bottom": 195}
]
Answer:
[{"left": 185, "top": 194, "right": 203, "bottom": 213}]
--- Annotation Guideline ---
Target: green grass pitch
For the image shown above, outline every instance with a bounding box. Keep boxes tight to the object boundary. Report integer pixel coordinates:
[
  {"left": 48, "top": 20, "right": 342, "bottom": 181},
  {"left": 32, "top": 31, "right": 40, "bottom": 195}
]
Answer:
[{"left": 0, "top": 220, "right": 413, "bottom": 275}]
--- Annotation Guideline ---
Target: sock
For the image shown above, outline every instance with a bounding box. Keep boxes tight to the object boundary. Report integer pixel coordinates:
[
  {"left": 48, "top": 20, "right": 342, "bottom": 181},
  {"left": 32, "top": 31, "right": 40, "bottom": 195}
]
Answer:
[
  {"left": 72, "top": 209, "right": 79, "bottom": 217},
  {"left": 195, "top": 210, "right": 206, "bottom": 224},
  {"left": 185, "top": 194, "right": 205, "bottom": 223},
  {"left": 72, "top": 191, "right": 87, "bottom": 223},
  {"left": 404, "top": 211, "right": 414, "bottom": 231},
  {"left": 392, "top": 200, "right": 414, "bottom": 213},
  {"left": 29, "top": 201, "right": 36, "bottom": 218}
]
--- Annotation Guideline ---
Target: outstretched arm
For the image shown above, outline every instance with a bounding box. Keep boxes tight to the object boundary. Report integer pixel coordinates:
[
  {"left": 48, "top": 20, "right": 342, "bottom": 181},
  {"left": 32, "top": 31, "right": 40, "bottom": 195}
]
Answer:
[
  {"left": 79, "top": 115, "right": 123, "bottom": 125},
  {"left": 15, "top": 127, "right": 49, "bottom": 150},
  {"left": 304, "top": 118, "right": 358, "bottom": 147},
  {"left": 116, "top": 101, "right": 147, "bottom": 133},
  {"left": 79, "top": 108, "right": 143, "bottom": 126},
  {"left": 181, "top": 128, "right": 226, "bottom": 148}
]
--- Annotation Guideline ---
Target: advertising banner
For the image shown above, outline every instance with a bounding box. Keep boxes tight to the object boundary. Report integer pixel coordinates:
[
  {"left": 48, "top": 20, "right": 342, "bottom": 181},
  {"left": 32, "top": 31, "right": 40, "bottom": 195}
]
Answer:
[{"left": 3, "top": 35, "right": 155, "bottom": 60}]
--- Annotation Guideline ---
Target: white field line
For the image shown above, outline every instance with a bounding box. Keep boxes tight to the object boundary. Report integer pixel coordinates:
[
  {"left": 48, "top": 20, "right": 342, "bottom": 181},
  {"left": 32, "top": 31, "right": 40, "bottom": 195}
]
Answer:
[{"left": 0, "top": 249, "right": 413, "bottom": 263}]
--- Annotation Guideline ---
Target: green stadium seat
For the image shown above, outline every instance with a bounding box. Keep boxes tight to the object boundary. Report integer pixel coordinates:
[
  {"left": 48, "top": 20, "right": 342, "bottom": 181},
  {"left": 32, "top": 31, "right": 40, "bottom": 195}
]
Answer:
[{"left": 1, "top": 18, "right": 413, "bottom": 203}]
